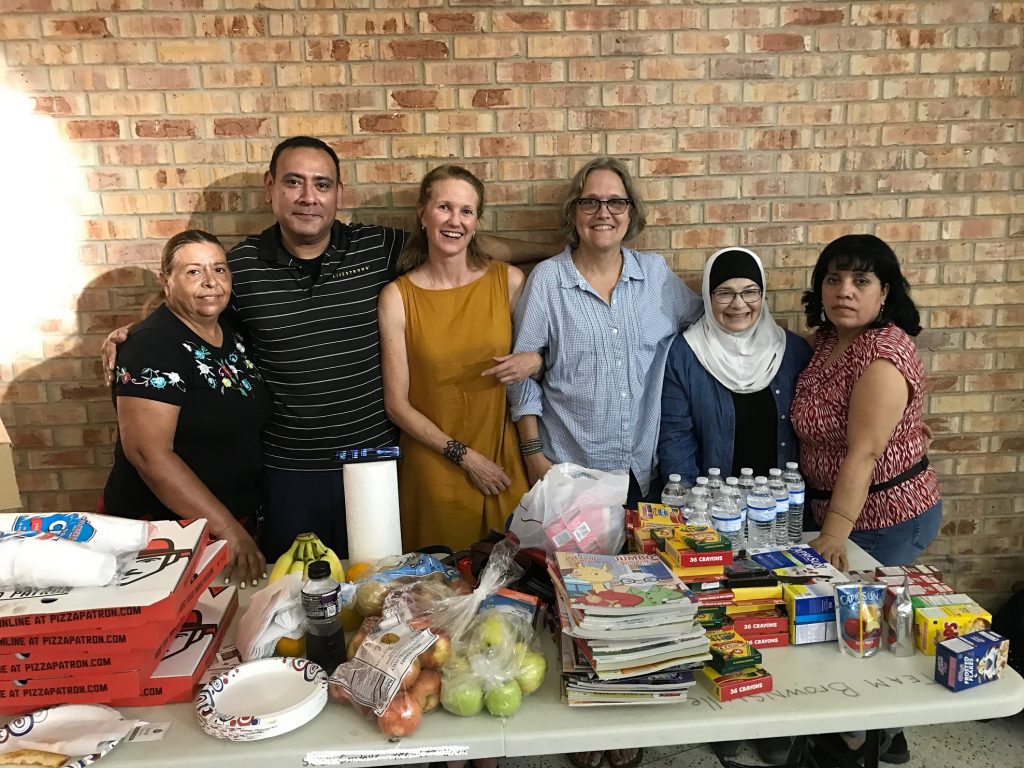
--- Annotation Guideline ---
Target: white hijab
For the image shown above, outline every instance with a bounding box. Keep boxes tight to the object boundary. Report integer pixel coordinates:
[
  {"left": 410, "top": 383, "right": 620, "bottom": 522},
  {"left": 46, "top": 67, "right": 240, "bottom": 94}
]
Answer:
[{"left": 682, "top": 247, "right": 787, "bottom": 394}]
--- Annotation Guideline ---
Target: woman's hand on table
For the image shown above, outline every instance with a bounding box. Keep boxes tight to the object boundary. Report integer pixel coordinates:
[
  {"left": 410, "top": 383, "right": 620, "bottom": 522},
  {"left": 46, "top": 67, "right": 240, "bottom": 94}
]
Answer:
[
  {"left": 481, "top": 352, "right": 543, "bottom": 384},
  {"left": 524, "top": 452, "right": 554, "bottom": 487},
  {"left": 221, "top": 523, "right": 267, "bottom": 588},
  {"left": 809, "top": 533, "right": 849, "bottom": 572},
  {"left": 461, "top": 448, "right": 512, "bottom": 496}
]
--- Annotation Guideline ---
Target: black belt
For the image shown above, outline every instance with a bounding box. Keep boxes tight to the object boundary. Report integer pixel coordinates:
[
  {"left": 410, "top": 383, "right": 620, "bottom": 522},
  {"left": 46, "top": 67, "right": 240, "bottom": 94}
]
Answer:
[{"left": 806, "top": 456, "right": 929, "bottom": 502}]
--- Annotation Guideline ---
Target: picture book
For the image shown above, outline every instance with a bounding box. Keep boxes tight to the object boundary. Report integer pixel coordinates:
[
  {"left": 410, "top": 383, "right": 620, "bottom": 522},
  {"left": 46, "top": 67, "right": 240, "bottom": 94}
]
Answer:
[{"left": 553, "top": 551, "right": 698, "bottom": 616}]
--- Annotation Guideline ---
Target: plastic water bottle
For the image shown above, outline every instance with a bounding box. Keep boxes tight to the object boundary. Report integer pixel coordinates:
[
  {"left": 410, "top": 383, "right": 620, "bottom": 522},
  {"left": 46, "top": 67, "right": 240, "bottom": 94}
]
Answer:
[
  {"left": 661, "top": 474, "right": 688, "bottom": 511},
  {"left": 737, "top": 469, "right": 755, "bottom": 543},
  {"left": 768, "top": 468, "right": 790, "bottom": 547},
  {"left": 706, "top": 468, "right": 723, "bottom": 498},
  {"left": 784, "top": 461, "right": 806, "bottom": 544},
  {"left": 689, "top": 476, "right": 709, "bottom": 505},
  {"left": 710, "top": 488, "right": 744, "bottom": 557},
  {"left": 302, "top": 560, "right": 347, "bottom": 674},
  {"left": 688, "top": 498, "right": 712, "bottom": 528},
  {"left": 746, "top": 476, "right": 776, "bottom": 550},
  {"left": 724, "top": 477, "right": 746, "bottom": 541}
]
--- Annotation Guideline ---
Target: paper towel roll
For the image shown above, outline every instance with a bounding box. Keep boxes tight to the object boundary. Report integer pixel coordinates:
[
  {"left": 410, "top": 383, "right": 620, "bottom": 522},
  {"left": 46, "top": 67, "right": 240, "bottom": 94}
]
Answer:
[{"left": 343, "top": 460, "right": 403, "bottom": 563}]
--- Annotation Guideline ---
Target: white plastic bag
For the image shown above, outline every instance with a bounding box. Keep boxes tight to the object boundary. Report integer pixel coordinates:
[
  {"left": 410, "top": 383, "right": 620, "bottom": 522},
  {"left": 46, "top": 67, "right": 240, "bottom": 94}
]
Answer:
[{"left": 507, "top": 463, "right": 628, "bottom": 555}]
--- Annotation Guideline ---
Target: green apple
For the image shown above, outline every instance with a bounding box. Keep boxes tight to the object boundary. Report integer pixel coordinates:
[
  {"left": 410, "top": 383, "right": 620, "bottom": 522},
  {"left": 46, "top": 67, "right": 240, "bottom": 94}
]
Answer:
[
  {"left": 475, "top": 613, "right": 513, "bottom": 650},
  {"left": 443, "top": 654, "right": 471, "bottom": 675},
  {"left": 440, "top": 673, "right": 484, "bottom": 717},
  {"left": 484, "top": 680, "right": 522, "bottom": 717},
  {"left": 515, "top": 650, "right": 547, "bottom": 695}
]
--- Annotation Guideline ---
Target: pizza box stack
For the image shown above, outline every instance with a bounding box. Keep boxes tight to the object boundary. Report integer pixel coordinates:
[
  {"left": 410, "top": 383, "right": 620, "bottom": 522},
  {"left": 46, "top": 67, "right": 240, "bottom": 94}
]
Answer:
[
  {"left": 0, "top": 518, "right": 234, "bottom": 713},
  {"left": 550, "top": 550, "right": 709, "bottom": 706}
]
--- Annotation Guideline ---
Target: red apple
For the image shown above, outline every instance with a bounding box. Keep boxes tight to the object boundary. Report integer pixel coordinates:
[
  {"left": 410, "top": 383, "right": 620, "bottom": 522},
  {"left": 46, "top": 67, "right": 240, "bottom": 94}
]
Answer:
[
  {"left": 398, "top": 657, "right": 421, "bottom": 691},
  {"left": 378, "top": 692, "right": 422, "bottom": 739},
  {"left": 408, "top": 668, "right": 441, "bottom": 713},
  {"left": 418, "top": 630, "right": 452, "bottom": 670}
]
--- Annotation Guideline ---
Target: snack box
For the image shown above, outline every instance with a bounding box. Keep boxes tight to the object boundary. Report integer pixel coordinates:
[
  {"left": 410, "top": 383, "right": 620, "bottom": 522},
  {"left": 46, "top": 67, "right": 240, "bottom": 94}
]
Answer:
[
  {"left": 110, "top": 585, "right": 238, "bottom": 707},
  {"left": 0, "top": 519, "right": 211, "bottom": 638},
  {"left": 0, "top": 537, "right": 227, "bottom": 656},
  {"left": 783, "top": 582, "right": 840, "bottom": 618},
  {"left": 790, "top": 618, "right": 837, "bottom": 645},
  {"left": 934, "top": 630, "right": 1009, "bottom": 692},
  {"left": 478, "top": 587, "right": 541, "bottom": 625},
  {"left": 636, "top": 502, "right": 686, "bottom": 530},
  {"left": 914, "top": 603, "right": 993, "bottom": 655},
  {"left": 877, "top": 564, "right": 943, "bottom": 582},
  {"left": 665, "top": 536, "right": 733, "bottom": 568},
  {"left": 707, "top": 629, "right": 762, "bottom": 674},
  {"left": 697, "top": 664, "right": 772, "bottom": 701},
  {"left": 746, "top": 632, "right": 789, "bottom": 649},
  {"left": 730, "top": 609, "right": 788, "bottom": 636}
]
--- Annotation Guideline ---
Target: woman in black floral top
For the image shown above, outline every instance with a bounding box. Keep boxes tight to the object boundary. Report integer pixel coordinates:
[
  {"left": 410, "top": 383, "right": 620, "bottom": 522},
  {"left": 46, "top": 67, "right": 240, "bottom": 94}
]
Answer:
[{"left": 103, "top": 230, "right": 271, "bottom": 586}]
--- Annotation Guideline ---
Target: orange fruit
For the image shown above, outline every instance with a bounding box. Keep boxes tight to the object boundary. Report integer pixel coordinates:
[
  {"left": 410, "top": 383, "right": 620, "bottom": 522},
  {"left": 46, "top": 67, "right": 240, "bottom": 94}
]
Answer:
[
  {"left": 275, "top": 634, "right": 306, "bottom": 658},
  {"left": 346, "top": 562, "right": 373, "bottom": 583}
]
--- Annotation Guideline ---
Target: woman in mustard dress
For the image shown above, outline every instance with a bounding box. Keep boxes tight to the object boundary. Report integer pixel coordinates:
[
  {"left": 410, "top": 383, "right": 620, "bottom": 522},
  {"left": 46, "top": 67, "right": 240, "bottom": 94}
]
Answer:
[{"left": 378, "top": 166, "right": 538, "bottom": 552}]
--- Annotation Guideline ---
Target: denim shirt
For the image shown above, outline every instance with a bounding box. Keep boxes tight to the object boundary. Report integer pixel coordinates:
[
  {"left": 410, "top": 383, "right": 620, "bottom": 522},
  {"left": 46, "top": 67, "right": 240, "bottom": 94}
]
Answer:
[
  {"left": 658, "top": 329, "right": 812, "bottom": 486},
  {"left": 510, "top": 246, "right": 703, "bottom": 493}
]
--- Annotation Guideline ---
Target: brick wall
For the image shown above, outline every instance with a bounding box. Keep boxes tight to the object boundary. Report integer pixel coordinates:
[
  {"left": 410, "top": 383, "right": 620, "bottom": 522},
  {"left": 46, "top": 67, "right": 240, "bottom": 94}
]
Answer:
[{"left": 0, "top": 1, "right": 1021, "bottom": 608}]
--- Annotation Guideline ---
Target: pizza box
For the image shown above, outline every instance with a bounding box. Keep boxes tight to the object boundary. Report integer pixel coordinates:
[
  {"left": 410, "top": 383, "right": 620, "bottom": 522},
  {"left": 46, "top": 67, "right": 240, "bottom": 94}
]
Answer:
[
  {"left": 0, "top": 536, "right": 227, "bottom": 655},
  {"left": 0, "top": 666, "right": 143, "bottom": 713},
  {"left": 0, "top": 519, "right": 212, "bottom": 637},
  {"left": 109, "top": 584, "right": 237, "bottom": 707}
]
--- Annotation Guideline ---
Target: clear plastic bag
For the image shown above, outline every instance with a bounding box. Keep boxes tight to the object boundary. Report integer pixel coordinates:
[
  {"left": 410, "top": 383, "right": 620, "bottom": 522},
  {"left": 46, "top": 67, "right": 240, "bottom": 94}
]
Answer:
[
  {"left": 329, "top": 541, "right": 529, "bottom": 737},
  {"left": 507, "top": 463, "right": 628, "bottom": 555}
]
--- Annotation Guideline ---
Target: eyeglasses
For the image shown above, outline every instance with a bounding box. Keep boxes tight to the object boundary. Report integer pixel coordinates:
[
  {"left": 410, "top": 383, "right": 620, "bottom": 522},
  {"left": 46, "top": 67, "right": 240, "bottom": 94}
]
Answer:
[
  {"left": 711, "top": 287, "right": 762, "bottom": 305},
  {"left": 576, "top": 197, "right": 632, "bottom": 215}
]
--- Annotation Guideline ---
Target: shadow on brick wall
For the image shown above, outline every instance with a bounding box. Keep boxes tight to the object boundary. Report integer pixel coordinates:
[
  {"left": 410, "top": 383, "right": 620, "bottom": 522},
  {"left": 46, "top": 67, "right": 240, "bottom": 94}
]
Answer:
[{"left": 1, "top": 267, "right": 160, "bottom": 514}]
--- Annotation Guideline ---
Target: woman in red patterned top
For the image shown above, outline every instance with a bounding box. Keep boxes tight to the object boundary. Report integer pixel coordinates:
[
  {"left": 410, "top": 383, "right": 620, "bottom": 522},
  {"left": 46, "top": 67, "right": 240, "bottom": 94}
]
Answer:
[{"left": 791, "top": 234, "right": 941, "bottom": 572}]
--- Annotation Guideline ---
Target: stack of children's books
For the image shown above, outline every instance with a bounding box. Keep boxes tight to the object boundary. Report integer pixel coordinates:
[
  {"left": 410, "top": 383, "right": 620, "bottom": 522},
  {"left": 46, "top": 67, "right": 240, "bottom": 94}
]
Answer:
[{"left": 549, "top": 551, "right": 710, "bottom": 706}]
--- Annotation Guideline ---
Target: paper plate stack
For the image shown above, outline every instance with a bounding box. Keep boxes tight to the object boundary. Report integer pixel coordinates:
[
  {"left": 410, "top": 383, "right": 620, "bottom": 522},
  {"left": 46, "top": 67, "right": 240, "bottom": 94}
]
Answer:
[{"left": 195, "top": 657, "right": 328, "bottom": 741}]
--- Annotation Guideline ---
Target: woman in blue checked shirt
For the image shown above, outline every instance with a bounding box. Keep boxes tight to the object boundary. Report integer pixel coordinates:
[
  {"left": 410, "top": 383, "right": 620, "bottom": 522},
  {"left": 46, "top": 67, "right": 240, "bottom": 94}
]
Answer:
[
  {"left": 509, "top": 157, "right": 703, "bottom": 517},
  {"left": 509, "top": 159, "right": 702, "bottom": 768}
]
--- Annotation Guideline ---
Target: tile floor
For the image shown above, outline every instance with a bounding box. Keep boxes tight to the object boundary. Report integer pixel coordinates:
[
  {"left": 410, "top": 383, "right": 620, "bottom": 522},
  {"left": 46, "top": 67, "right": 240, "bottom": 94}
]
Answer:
[{"left": 501, "top": 708, "right": 1024, "bottom": 768}]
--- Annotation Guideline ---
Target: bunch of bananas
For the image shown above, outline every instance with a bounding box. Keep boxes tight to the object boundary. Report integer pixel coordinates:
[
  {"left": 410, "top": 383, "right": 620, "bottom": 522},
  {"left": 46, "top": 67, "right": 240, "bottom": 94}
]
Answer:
[{"left": 269, "top": 532, "right": 345, "bottom": 583}]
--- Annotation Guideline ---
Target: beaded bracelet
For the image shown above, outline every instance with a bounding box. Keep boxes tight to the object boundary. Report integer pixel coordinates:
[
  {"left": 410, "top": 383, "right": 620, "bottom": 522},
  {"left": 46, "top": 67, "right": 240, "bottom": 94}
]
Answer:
[
  {"left": 519, "top": 438, "right": 544, "bottom": 456},
  {"left": 443, "top": 439, "right": 468, "bottom": 465}
]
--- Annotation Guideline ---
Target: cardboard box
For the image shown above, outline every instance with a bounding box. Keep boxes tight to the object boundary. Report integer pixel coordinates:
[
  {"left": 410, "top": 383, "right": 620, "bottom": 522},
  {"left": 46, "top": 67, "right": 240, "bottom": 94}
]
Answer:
[
  {"left": 730, "top": 610, "right": 788, "bottom": 636},
  {"left": 697, "top": 665, "right": 773, "bottom": 701},
  {"left": 0, "top": 518, "right": 211, "bottom": 638},
  {"left": 707, "top": 629, "right": 761, "bottom": 673},
  {"left": 0, "top": 418, "right": 20, "bottom": 511},
  {"left": 746, "top": 632, "right": 789, "bottom": 649},
  {"left": 934, "top": 630, "right": 1009, "bottom": 692},
  {"left": 790, "top": 619, "right": 837, "bottom": 645},
  {"left": 913, "top": 603, "right": 993, "bottom": 655},
  {"left": 110, "top": 585, "right": 238, "bottom": 707},
  {"left": 665, "top": 536, "right": 733, "bottom": 568},
  {"left": 0, "top": 667, "right": 144, "bottom": 713},
  {"left": 783, "top": 582, "right": 839, "bottom": 618},
  {"left": 0, "top": 537, "right": 227, "bottom": 656}
]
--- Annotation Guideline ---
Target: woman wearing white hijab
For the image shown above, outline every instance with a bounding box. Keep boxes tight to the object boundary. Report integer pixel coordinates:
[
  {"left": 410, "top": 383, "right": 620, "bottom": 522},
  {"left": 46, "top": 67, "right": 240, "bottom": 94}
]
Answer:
[{"left": 658, "top": 247, "right": 812, "bottom": 484}]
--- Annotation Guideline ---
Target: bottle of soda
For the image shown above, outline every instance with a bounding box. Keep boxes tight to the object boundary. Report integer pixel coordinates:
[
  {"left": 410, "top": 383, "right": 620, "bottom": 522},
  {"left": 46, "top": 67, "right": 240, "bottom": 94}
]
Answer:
[
  {"left": 301, "top": 560, "right": 347, "bottom": 674},
  {"left": 783, "top": 461, "right": 806, "bottom": 544}
]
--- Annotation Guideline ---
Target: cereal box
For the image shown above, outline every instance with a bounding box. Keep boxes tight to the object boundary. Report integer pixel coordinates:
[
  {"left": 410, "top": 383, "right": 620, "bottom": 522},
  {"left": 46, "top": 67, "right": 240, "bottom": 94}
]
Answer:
[
  {"left": 913, "top": 603, "right": 993, "bottom": 655},
  {"left": 934, "top": 630, "right": 1009, "bottom": 692}
]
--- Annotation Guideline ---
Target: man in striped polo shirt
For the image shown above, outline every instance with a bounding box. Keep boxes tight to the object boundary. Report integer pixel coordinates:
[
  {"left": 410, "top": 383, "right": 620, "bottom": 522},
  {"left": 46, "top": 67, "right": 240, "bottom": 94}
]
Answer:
[{"left": 108, "top": 136, "right": 552, "bottom": 564}]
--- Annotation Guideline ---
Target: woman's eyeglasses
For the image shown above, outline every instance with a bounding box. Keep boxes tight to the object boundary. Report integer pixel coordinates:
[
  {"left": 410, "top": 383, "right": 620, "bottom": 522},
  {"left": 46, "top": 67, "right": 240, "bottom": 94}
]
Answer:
[
  {"left": 711, "top": 287, "right": 763, "bottom": 305},
  {"left": 576, "top": 197, "right": 632, "bottom": 215}
]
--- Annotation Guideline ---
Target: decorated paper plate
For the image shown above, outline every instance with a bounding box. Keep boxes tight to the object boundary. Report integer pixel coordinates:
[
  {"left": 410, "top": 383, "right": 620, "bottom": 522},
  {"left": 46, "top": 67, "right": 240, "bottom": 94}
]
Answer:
[
  {"left": 0, "top": 704, "right": 134, "bottom": 768},
  {"left": 195, "top": 657, "right": 328, "bottom": 741}
]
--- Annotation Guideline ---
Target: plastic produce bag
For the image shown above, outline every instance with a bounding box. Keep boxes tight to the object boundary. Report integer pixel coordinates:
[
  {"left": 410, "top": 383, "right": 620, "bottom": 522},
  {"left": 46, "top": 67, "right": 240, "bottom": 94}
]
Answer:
[
  {"left": 508, "top": 463, "right": 628, "bottom": 555},
  {"left": 328, "top": 541, "right": 530, "bottom": 738}
]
